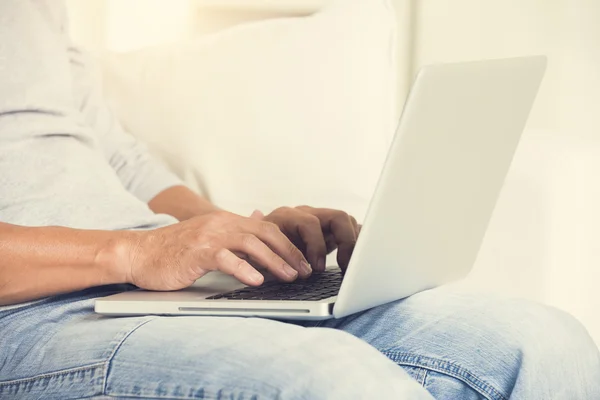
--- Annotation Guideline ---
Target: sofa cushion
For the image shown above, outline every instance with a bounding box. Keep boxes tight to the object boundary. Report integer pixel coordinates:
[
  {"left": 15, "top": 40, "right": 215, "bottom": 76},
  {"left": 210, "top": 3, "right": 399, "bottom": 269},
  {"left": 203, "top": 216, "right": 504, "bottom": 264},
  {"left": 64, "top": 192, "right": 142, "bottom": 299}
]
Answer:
[{"left": 102, "top": 0, "right": 398, "bottom": 220}]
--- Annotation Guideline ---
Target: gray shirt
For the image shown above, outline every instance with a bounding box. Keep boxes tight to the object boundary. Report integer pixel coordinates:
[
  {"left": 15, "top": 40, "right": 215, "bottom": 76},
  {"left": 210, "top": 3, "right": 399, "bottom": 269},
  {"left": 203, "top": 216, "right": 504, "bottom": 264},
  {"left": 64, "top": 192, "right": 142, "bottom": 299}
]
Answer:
[{"left": 0, "top": 0, "right": 182, "bottom": 309}]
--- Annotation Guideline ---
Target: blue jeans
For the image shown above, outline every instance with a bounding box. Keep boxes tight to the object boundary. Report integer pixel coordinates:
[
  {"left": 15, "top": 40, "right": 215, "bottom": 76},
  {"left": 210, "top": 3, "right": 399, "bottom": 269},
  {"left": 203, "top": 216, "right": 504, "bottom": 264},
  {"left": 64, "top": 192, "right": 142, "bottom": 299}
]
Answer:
[{"left": 0, "top": 285, "right": 598, "bottom": 399}]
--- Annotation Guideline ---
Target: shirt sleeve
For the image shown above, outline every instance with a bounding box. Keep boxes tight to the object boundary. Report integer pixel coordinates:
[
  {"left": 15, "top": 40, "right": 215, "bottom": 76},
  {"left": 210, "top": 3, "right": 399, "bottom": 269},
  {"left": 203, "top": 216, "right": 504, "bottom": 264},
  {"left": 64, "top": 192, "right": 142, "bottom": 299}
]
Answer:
[{"left": 68, "top": 46, "right": 183, "bottom": 204}]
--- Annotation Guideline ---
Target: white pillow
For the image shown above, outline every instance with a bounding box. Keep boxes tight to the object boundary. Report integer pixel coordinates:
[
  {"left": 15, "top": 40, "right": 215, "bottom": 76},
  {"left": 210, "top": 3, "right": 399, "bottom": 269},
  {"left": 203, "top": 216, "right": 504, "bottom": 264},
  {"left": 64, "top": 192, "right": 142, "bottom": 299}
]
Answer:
[{"left": 102, "top": 0, "right": 398, "bottom": 220}]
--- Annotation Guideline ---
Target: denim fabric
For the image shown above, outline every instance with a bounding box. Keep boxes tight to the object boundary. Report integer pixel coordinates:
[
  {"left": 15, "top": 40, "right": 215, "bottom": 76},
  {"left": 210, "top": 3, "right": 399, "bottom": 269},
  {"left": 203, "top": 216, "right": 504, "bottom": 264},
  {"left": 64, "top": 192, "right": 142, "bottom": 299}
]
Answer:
[{"left": 0, "top": 285, "right": 598, "bottom": 399}]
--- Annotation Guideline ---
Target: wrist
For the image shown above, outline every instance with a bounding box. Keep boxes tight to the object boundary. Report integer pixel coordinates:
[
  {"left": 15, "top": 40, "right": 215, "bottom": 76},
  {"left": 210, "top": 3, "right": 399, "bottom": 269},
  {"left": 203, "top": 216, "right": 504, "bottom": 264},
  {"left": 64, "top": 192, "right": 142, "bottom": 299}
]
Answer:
[{"left": 95, "top": 231, "right": 140, "bottom": 285}]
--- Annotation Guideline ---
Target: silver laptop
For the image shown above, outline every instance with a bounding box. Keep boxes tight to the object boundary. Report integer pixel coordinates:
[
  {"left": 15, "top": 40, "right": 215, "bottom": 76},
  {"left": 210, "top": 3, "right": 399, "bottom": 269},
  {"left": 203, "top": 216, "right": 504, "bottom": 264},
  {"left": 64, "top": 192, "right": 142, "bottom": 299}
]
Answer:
[{"left": 95, "top": 56, "right": 547, "bottom": 320}]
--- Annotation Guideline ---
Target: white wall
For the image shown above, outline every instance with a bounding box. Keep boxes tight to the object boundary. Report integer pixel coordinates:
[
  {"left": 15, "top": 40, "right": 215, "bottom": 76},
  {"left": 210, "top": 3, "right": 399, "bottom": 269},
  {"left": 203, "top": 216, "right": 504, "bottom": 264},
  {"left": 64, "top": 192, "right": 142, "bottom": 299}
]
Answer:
[
  {"left": 66, "top": 0, "right": 326, "bottom": 52},
  {"left": 410, "top": 0, "right": 600, "bottom": 137},
  {"left": 65, "top": 0, "right": 106, "bottom": 52},
  {"left": 66, "top": 0, "right": 194, "bottom": 53},
  {"left": 66, "top": 0, "right": 600, "bottom": 136}
]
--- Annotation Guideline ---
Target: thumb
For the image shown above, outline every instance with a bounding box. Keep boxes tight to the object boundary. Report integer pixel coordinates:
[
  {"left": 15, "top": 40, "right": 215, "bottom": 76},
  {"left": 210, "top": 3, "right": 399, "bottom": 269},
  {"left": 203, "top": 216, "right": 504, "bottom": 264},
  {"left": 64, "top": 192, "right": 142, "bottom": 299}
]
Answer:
[{"left": 250, "top": 209, "right": 265, "bottom": 220}]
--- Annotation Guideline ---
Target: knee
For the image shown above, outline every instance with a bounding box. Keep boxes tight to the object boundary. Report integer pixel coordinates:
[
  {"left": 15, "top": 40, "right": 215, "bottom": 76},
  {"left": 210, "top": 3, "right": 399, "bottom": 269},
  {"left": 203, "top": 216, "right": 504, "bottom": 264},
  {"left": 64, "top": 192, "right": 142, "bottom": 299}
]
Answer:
[
  {"left": 278, "top": 327, "right": 428, "bottom": 398},
  {"left": 360, "top": 291, "right": 599, "bottom": 397},
  {"left": 474, "top": 297, "right": 597, "bottom": 364},
  {"left": 400, "top": 289, "right": 598, "bottom": 362},
  {"left": 473, "top": 297, "right": 600, "bottom": 397},
  {"left": 418, "top": 291, "right": 599, "bottom": 390},
  {"left": 387, "top": 290, "right": 600, "bottom": 397}
]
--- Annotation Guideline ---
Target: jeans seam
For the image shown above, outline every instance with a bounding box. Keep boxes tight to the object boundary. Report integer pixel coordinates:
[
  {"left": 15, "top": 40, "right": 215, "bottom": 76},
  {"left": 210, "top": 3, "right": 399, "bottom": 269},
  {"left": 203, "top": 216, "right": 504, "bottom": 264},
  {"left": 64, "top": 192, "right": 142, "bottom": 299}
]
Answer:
[
  {"left": 0, "top": 363, "right": 105, "bottom": 387},
  {"left": 417, "top": 368, "right": 428, "bottom": 386},
  {"left": 102, "top": 317, "right": 157, "bottom": 396},
  {"left": 101, "top": 391, "right": 273, "bottom": 400},
  {"left": 381, "top": 351, "right": 508, "bottom": 400},
  {"left": 106, "top": 384, "right": 281, "bottom": 399}
]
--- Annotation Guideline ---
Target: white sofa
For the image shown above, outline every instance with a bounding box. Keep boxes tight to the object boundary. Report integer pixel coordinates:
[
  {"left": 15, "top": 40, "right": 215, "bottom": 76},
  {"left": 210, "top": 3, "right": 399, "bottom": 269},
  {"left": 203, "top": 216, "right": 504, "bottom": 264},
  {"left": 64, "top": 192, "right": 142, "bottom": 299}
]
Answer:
[
  {"left": 101, "top": 0, "right": 398, "bottom": 221},
  {"left": 98, "top": 0, "right": 600, "bottom": 345}
]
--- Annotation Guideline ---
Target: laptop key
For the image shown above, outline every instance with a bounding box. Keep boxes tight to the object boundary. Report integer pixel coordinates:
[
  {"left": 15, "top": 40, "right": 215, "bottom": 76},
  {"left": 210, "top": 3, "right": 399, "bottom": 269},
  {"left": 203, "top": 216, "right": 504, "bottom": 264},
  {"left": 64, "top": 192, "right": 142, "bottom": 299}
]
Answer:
[
  {"left": 206, "top": 270, "right": 343, "bottom": 301},
  {"left": 289, "top": 295, "right": 313, "bottom": 300}
]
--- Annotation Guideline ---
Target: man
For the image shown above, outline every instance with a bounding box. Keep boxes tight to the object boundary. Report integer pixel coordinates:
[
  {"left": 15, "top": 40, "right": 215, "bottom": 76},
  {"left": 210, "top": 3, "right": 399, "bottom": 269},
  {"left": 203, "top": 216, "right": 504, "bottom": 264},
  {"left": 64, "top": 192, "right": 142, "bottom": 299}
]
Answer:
[{"left": 0, "top": 1, "right": 598, "bottom": 399}]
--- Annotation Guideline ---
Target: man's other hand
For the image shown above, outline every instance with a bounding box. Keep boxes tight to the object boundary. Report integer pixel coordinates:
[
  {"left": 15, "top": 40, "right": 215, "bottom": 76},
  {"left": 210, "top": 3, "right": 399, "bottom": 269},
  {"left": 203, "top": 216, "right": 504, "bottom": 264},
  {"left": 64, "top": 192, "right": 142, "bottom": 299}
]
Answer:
[{"left": 258, "top": 206, "right": 360, "bottom": 273}]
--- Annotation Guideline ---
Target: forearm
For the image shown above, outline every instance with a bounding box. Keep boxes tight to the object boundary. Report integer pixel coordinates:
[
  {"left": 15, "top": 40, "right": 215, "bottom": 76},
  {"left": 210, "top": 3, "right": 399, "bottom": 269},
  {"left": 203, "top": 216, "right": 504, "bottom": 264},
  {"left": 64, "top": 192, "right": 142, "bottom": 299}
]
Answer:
[
  {"left": 0, "top": 223, "right": 131, "bottom": 306},
  {"left": 0, "top": 186, "right": 217, "bottom": 306},
  {"left": 148, "top": 185, "right": 219, "bottom": 221}
]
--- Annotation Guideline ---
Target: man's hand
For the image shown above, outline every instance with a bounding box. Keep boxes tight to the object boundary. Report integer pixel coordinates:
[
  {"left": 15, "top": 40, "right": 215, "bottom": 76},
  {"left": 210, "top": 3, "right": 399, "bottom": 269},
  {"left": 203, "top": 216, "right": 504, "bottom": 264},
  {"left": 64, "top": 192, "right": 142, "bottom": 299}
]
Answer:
[
  {"left": 259, "top": 206, "right": 360, "bottom": 273},
  {"left": 123, "top": 211, "right": 312, "bottom": 291}
]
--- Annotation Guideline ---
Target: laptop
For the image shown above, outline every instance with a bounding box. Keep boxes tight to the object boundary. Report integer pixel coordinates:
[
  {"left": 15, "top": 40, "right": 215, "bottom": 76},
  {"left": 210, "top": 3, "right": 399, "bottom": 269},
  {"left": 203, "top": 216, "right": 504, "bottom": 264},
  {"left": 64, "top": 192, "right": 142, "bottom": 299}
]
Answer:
[{"left": 95, "top": 56, "right": 547, "bottom": 320}]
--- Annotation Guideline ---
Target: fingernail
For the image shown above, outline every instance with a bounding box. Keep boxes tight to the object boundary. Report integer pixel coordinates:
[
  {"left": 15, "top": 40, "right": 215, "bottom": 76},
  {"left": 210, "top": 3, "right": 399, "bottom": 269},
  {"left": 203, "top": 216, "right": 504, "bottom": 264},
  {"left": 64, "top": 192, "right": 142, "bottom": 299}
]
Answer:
[
  {"left": 250, "top": 270, "right": 264, "bottom": 284},
  {"left": 283, "top": 264, "right": 299, "bottom": 279},
  {"left": 300, "top": 261, "right": 312, "bottom": 276},
  {"left": 318, "top": 258, "right": 326, "bottom": 271}
]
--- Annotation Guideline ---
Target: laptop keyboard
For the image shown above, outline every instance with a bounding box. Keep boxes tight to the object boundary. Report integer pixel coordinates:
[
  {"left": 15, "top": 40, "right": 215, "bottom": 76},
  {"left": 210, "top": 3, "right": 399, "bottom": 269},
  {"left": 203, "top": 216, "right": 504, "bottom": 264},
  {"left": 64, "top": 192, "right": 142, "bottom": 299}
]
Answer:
[{"left": 206, "top": 270, "right": 342, "bottom": 301}]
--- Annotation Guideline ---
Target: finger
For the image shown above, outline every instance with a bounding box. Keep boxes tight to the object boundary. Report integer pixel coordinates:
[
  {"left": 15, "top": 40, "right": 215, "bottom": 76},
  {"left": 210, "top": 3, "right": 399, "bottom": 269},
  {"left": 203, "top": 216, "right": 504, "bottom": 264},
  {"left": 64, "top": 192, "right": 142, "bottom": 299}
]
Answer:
[
  {"left": 331, "top": 213, "right": 358, "bottom": 270},
  {"left": 350, "top": 216, "right": 360, "bottom": 238},
  {"left": 306, "top": 208, "right": 357, "bottom": 270},
  {"left": 297, "top": 206, "right": 338, "bottom": 254},
  {"left": 267, "top": 208, "right": 304, "bottom": 252},
  {"left": 250, "top": 209, "right": 265, "bottom": 220},
  {"left": 246, "top": 219, "right": 312, "bottom": 278},
  {"left": 325, "top": 234, "right": 337, "bottom": 254},
  {"left": 231, "top": 233, "right": 299, "bottom": 282},
  {"left": 294, "top": 214, "right": 327, "bottom": 273},
  {"left": 290, "top": 236, "right": 307, "bottom": 255},
  {"left": 330, "top": 214, "right": 357, "bottom": 270},
  {"left": 214, "top": 248, "right": 264, "bottom": 286},
  {"left": 275, "top": 209, "right": 324, "bottom": 275}
]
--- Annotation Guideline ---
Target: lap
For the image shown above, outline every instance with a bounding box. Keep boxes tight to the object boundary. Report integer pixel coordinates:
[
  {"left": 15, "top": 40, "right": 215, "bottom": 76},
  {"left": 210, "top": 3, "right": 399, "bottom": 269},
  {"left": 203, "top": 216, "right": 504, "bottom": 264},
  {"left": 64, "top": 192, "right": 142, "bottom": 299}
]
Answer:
[
  {"left": 1, "top": 285, "right": 597, "bottom": 400},
  {"left": 0, "top": 286, "right": 428, "bottom": 400}
]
